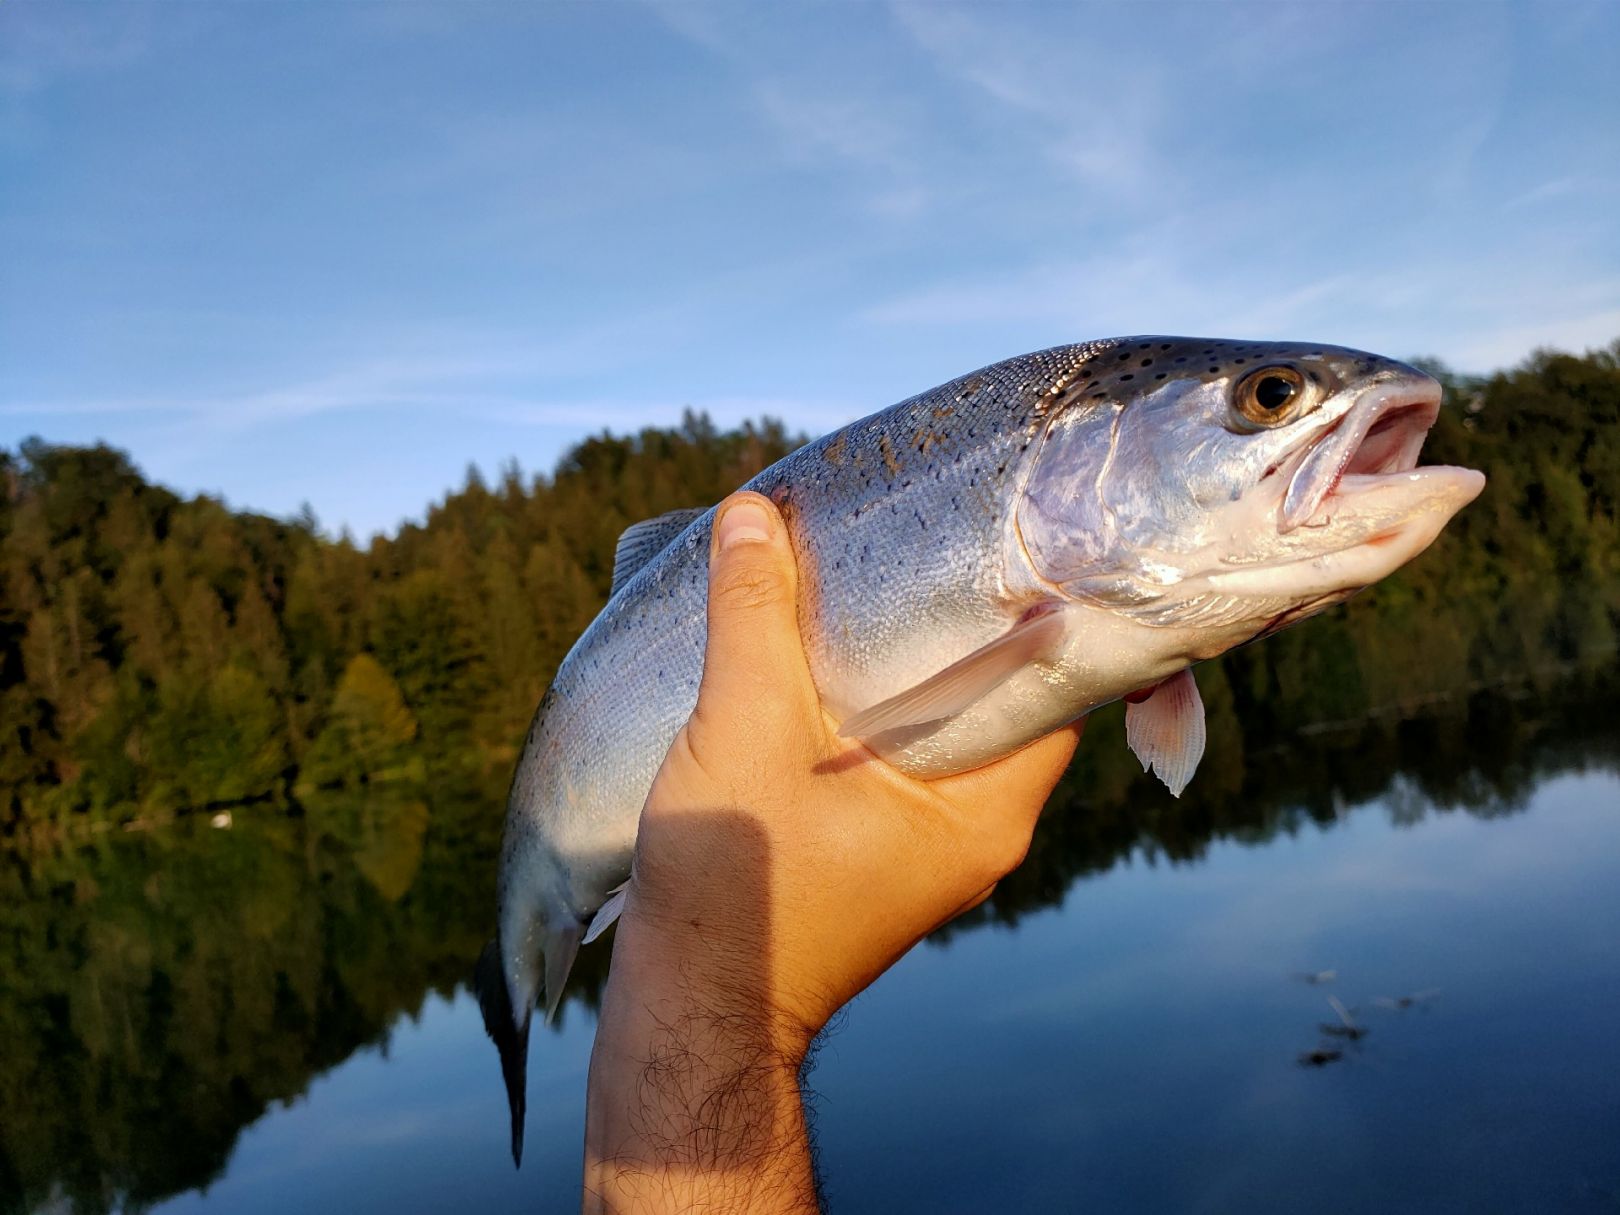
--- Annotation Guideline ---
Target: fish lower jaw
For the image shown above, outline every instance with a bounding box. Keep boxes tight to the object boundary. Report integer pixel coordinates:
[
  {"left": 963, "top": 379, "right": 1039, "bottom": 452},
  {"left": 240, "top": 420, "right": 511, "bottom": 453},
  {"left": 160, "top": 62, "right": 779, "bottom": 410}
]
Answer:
[
  {"left": 1293, "top": 463, "right": 1487, "bottom": 531},
  {"left": 1208, "top": 471, "right": 1484, "bottom": 602}
]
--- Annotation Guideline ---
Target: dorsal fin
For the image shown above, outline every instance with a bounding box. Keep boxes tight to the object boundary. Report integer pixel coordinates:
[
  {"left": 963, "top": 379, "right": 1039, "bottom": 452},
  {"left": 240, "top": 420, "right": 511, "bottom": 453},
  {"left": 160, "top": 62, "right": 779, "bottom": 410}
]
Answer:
[{"left": 611, "top": 508, "right": 706, "bottom": 594}]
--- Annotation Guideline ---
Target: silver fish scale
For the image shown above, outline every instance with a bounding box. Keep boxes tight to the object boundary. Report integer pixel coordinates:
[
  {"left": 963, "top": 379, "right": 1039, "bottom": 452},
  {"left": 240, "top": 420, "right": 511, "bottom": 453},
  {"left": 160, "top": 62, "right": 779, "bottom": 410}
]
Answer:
[
  {"left": 504, "top": 339, "right": 1117, "bottom": 919},
  {"left": 501, "top": 335, "right": 1385, "bottom": 922}
]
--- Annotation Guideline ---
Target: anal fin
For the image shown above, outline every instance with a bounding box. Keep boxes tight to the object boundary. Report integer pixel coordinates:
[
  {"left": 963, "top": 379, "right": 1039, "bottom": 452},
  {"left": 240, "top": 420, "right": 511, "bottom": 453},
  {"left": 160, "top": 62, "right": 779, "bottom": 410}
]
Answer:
[
  {"left": 542, "top": 921, "right": 583, "bottom": 1025},
  {"left": 1124, "top": 667, "right": 1206, "bottom": 797},
  {"left": 838, "top": 604, "right": 1066, "bottom": 739}
]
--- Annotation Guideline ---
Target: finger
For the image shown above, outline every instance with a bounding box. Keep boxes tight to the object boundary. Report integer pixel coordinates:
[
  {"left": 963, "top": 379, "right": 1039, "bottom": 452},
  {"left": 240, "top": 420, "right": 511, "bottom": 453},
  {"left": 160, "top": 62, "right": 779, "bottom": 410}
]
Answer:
[{"left": 695, "top": 492, "right": 818, "bottom": 721}]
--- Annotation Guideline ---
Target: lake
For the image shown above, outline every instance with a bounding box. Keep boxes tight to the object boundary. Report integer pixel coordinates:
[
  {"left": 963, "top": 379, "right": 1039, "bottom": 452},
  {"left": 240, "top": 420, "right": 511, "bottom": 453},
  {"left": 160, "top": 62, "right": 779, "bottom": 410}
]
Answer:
[{"left": 3, "top": 660, "right": 1618, "bottom": 1214}]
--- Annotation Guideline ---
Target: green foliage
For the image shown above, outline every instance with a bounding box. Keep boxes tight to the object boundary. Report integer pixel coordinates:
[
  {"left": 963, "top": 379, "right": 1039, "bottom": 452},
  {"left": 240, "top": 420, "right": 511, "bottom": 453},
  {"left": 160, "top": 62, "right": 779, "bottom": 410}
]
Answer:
[
  {"left": 303, "top": 654, "right": 418, "bottom": 788},
  {"left": 0, "top": 415, "right": 803, "bottom": 831},
  {"left": 0, "top": 777, "right": 502, "bottom": 1215}
]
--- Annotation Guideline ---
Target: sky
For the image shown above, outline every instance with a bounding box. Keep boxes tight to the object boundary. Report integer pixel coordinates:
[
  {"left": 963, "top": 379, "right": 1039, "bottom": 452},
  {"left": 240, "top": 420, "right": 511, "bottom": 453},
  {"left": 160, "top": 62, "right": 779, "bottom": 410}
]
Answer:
[{"left": 2, "top": 0, "right": 1617, "bottom": 539}]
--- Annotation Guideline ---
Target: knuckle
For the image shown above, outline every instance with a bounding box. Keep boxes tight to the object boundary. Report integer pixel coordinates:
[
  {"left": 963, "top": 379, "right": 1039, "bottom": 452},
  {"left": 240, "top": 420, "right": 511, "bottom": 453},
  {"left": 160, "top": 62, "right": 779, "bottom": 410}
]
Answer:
[{"left": 712, "top": 561, "right": 790, "bottom": 612}]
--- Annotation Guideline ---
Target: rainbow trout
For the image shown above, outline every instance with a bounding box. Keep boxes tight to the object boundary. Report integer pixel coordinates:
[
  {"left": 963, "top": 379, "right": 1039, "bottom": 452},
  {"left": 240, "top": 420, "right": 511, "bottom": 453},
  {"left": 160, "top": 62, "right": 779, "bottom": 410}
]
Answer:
[{"left": 478, "top": 337, "right": 1484, "bottom": 1161}]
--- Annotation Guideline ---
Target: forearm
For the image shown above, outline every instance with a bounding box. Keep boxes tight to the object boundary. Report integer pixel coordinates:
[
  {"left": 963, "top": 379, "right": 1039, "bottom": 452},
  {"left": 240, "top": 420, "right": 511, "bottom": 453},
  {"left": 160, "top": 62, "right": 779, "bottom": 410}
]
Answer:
[{"left": 583, "top": 956, "right": 822, "bottom": 1214}]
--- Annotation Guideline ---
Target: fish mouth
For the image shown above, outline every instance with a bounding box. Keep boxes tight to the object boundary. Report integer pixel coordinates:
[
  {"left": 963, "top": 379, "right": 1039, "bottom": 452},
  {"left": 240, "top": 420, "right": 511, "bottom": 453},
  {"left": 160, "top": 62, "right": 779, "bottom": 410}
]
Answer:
[{"left": 1271, "top": 377, "right": 1477, "bottom": 533}]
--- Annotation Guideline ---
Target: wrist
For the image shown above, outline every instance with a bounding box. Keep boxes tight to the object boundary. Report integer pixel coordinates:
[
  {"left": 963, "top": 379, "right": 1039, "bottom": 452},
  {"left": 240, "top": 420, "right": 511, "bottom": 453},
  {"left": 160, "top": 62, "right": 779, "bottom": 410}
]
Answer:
[
  {"left": 605, "top": 901, "right": 820, "bottom": 1065},
  {"left": 585, "top": 933, "right": 821, "bottom": 1213}
]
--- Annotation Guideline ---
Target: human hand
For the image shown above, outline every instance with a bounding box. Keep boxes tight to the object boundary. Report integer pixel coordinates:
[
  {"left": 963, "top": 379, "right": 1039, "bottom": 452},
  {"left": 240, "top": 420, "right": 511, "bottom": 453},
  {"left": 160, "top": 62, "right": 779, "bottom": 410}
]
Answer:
[
  {"left": 584, "top": 490, "right": 1081, "bottom": 1211},
  {"left": 615, "top": 490, "right": 1082, "bottom": 1049}
]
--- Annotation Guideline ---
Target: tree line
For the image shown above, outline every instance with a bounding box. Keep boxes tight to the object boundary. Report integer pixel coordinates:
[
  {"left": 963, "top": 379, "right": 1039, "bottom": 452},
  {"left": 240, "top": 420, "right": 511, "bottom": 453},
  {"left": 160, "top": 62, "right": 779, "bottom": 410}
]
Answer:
[
  {"left": 2, "top": 342, "right": 1617, "bottom": 838},
  {"left": 0, "top": 413, "right": 800, "bottom": 835}
]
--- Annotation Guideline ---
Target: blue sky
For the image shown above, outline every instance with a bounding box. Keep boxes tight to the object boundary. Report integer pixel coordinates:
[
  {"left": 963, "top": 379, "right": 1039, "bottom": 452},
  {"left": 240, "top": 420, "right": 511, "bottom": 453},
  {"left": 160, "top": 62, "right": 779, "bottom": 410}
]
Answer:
[{"left": 3, "top": 1, "right": 1616, "bottom": 539}]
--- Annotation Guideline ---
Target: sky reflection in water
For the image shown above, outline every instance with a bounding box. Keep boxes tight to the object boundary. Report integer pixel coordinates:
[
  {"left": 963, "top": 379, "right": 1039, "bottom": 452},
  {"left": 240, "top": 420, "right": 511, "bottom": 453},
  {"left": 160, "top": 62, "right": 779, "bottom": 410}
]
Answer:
[{"left": 149, "top": 767, "right": 1620, "bottom": 1215}]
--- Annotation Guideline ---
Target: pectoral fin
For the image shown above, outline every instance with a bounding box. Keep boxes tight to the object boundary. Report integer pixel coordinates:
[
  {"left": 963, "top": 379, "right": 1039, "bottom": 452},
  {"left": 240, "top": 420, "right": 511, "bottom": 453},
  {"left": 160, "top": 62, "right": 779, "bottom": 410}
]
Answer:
[
  {"left": 1125, "top": 668, "right": 1206, "bottom": 797},
  {"left": 581, "top": 881, "right": 629, "bottom": 946},
  {"left": 838, "top": 605, "right": 1066, "bottom": 739}
]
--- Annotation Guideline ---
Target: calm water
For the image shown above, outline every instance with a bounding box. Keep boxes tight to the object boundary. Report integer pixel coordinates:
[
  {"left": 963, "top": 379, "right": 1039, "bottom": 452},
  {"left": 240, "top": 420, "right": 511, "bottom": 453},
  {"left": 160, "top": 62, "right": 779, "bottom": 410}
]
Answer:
[{"left": 4, "top": 666, "right": 1619, "bottom": 1214}]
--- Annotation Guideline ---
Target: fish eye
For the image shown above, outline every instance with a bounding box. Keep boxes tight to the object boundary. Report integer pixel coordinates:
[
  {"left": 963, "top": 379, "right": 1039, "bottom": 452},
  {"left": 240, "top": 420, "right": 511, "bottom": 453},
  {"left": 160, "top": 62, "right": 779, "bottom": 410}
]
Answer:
[{"left": 1233, "top": 365, "right": 1308, "bottom": 427}]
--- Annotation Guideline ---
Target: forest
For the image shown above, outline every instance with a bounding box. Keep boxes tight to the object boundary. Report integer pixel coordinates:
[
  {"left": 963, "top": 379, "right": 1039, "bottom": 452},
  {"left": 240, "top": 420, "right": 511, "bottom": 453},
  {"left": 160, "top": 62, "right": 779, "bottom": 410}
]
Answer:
[
  {"left": 0, "top": 413, "right": 801, "bottom": 833},
  {"left": 2, "top": 344, "right": 1618, "bottom": 837}
]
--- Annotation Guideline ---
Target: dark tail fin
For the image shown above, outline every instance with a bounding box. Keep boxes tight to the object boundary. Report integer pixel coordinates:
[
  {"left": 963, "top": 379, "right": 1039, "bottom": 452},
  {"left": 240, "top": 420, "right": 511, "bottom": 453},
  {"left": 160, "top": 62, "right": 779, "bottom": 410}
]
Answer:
[{"left": 475, "top": 938, "right": 532, "bottom": 1167}]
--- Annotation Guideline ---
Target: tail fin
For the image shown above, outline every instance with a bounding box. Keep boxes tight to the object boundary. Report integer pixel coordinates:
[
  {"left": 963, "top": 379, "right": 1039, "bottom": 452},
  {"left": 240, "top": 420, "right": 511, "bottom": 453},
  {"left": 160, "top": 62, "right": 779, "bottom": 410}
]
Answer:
[
  {"left": 475, "top": 921, "right": 586, "bottom": 1167},
  {"left": 476, "top": 939, "right": 531, "bottom": 1166}
]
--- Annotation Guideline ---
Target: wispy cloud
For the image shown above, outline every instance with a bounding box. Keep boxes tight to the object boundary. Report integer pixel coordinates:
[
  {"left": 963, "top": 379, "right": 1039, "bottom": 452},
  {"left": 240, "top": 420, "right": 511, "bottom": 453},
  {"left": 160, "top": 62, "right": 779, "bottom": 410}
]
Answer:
[
  {"left": 4, "top": 1, "right": 1615, "bottom": 535},
  {"left": 889, "top": 0, "right": 1170, "bottom": 202},
  {"left": 644, "top": 0, "right": 936, "bottom": 217},
  {"left": 0, "top": 4, "right": 155, "bottom": 95},
  {"left": 861, "top": 231, "right": 1620, "bottom": 373},
  {"left": 1446, "top": 307, "right": 1620, "bottom": 373},
  {"left": 1503, "top": 176, "right": 1582, "bottom": 211},
  {"left": 859, "top": 239, "right": 1363, "bottom": 338}
]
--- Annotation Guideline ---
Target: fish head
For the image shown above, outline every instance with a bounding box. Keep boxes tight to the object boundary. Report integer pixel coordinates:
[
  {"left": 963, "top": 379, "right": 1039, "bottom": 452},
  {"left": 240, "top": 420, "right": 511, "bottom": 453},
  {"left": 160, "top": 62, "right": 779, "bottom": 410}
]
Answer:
[{"left": 1016, "top": 337, "right": 1485, "bottom": 659}]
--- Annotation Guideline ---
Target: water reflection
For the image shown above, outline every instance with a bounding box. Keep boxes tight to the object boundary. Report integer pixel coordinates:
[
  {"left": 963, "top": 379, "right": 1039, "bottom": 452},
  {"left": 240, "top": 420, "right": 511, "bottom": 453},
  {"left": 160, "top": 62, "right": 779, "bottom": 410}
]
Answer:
[
  {"left": 2, "top": 647, "right": 1617, "bottom": 1213},
  {"left": 0, "top": 787, "right": 500, "bottom": 1215}
]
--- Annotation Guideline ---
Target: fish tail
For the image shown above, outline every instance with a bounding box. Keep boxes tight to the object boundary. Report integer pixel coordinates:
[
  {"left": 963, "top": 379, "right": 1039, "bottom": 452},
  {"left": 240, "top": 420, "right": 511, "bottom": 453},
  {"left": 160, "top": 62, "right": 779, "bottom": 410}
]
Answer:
[
  {"left": 475, "top": 937, "right": 531, "bottom": 1166},
  {"left": 475, "top": 916, "right": 583, "bottom": 1167}
]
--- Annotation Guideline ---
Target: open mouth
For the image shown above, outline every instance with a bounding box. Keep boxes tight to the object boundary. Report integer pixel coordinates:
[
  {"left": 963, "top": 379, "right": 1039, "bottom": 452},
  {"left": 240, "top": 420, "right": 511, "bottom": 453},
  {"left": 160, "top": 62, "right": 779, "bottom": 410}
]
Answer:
[{"left": 1277, "top": 380, "right": 1443, "bottom": 532}]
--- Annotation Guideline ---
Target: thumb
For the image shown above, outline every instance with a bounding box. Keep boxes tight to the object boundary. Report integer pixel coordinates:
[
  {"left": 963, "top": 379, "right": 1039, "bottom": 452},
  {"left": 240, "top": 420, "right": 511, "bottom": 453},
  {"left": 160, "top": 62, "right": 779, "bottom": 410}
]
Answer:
[{"left": 696, "top": 492, "right": 817, "bottom": 721}]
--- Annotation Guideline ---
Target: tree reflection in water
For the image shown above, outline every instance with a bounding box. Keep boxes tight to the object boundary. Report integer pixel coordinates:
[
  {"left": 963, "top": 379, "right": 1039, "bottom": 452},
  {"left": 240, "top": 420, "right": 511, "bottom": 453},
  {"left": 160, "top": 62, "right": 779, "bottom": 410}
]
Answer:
[{"left": 1, "top": 598, "right": 1617, "bottom": 1214}]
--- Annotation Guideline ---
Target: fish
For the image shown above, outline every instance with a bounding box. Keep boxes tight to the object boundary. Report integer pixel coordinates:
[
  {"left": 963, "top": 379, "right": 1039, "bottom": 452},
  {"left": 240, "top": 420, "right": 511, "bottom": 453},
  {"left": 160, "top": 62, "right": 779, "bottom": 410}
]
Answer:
[{"left": 477, "top": 336, "right": 1485, "bottom": 1163}]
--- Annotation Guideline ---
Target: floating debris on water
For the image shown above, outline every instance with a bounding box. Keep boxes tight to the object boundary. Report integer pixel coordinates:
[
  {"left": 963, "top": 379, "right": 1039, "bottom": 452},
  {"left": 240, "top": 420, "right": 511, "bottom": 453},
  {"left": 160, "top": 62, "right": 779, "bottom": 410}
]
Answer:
[
  {"left": 1372, "top": 989, "right": 1441, "bottom": 1012},
  {"left": 1293, "top": 969, "right": 1338, "bottom": 985},
  {"left": 1319, "top": 995, "right": 1369, "bottom": 1040}
]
